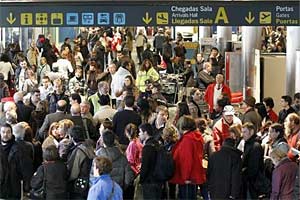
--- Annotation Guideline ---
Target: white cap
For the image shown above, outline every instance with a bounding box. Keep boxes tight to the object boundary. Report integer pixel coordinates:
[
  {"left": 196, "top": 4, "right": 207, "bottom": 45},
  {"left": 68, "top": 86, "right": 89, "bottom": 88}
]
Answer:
[{"left": 223, "top": 105, "right": 235, "bottom": 116}]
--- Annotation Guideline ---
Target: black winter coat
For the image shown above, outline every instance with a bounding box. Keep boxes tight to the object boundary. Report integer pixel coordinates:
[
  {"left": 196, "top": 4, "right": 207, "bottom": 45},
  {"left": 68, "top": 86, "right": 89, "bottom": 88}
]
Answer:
[
  {"left": 140, "top": 137, "right": 159, "bottom": 184},
  {"left": 0, "top": 147, "right": 8, "bottom": 198},
  {"left": 208, "top": 138, "right": 242, "bottom": 199},
  {"left": 16, "top": 101, "right": 34, "bottom": 123},
  {"left": 31, "top": 161, "right": 68, "bottom": 199},
  {"left": 242, "top": 134, "right": 265, "bottom": 199},
  {"left": 2, "top": 139, "right": 33, "bottom": 198}
]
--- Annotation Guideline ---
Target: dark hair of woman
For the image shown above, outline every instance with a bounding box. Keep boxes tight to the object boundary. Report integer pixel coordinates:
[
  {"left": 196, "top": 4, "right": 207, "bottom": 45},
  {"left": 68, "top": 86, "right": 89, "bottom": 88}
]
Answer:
[
  {"left": 177, "top": 101, "right": 190, "bottom": 119},
  {"left": 195, "top": 118, "right": 208, "bottom": 133},
  {"left": 255, "top": 102, "right": 269, "bottom": 121},
  {"left": 125, "top": 123, "right": 138, "bottom": 140},
  {"left": 102, "top": 119, "right": 113, "bottom": 131},
  {"left": 140, "top": 59, "right": 153, "bottom": 72},
  {"left": 178, "top": 115, "right": 196, "bottom": 132}
]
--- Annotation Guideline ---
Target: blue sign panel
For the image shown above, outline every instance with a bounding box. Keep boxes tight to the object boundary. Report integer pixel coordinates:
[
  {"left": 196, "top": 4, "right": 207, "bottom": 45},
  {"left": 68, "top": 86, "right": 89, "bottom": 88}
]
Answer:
[
  {"left": 97, "top": 13, "right": 110, "bottom": 25},
  {"left": 0, "top": 1, "right": 299, "bottom": 27},
  {"left": 82, "top": 12, "right": 94, "bottom": 25},
  {"left": 66, "top": 13, "right": 79, "bottom": 25},
  {"left": 113, "top": 13, "right": 126, "bottom": 25}
]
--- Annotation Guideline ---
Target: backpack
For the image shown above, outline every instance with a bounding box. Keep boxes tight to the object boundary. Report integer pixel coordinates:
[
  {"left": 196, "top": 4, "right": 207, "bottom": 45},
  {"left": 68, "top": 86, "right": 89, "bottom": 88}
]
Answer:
[
  {"left": 152, "top": 144, "right": 175, "bottom": 182},
  {"left": 73, "top": 146, "right": 94, "bottom": 196}
]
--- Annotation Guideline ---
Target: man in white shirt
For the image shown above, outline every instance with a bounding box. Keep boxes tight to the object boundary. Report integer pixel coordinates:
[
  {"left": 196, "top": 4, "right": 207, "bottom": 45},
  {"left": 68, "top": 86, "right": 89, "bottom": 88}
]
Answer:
[
  {"left": 38, "top": 76, "right": 53, "bottom": 101},
  {"left": 0, "top": 54, "right": 14, "bottom": 82},
  {"left": 52, "top": 50, "right": 73, "bottom": 80},
  {"left": 110, "top": 61, "right": 131, "bottom": 107}
]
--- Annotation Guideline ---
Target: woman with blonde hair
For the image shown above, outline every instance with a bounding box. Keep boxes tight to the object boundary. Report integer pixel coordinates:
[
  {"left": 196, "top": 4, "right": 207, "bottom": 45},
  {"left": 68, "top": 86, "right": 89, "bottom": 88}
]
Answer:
[
  {"left": 57, "top": 119, "right": 74, "bottom": 160},
  {"left": 42, "top": 122, "right": 60, "bottom": 151},
  {"left": 162, "top": 124, "right": 179, "bottom": 151},
  {"left": 58, "top": 119, "right": 74, "bottom": 139}
]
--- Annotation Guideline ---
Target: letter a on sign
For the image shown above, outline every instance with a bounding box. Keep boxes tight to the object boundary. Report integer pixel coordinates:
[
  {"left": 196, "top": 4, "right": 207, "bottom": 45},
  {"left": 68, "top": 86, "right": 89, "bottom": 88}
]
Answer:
[{"left": 214, "top": 7, "right": 229, "bottom": 24}]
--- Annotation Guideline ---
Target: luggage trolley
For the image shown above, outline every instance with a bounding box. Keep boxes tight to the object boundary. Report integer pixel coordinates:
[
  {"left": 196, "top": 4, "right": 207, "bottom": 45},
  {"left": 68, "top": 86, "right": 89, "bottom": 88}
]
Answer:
[{"left": 160, "top": 74, "right": 184, "bottom": 104}]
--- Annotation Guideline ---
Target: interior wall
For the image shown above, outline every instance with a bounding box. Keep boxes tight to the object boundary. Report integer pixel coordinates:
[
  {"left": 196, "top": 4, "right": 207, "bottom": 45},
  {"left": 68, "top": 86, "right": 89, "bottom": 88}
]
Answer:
[{"left": 262, "top": 55, "right": 286, "bottom": 113}]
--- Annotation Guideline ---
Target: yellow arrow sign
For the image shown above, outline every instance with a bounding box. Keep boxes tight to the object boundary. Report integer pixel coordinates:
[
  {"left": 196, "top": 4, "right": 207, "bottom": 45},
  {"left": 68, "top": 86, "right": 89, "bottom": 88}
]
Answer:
[
  {"left": 245, "top": 12, "right": 255, "bottom": 24},
  {"left": 142, "top": 12, "right": 152, "bottom": 24},
  {"left": 6, "top": 12, "right": 16, "bottom": 25}
]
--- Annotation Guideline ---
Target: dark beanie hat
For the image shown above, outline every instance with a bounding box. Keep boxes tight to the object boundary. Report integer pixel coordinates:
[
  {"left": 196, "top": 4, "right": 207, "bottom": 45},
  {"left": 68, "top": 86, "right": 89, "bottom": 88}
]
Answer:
[
  {"left": 69, "top": 125, "right": 85, "bottom": 143},
  {"left": 99, "top": 94, "right": 110, "bottom": 106},
  {"left": 244, "top": 96, "right": 256, "bottom": 107}
]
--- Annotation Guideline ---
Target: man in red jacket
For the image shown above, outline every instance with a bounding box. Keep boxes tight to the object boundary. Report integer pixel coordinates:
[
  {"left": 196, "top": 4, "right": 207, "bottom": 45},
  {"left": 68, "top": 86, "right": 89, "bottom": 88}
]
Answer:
[{"left": 204, "top": 73, "right": 231, "bottom": 114}]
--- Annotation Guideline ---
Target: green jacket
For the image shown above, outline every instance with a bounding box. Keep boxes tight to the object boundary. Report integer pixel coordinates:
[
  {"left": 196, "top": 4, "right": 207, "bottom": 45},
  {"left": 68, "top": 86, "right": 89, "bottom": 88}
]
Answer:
[{"left": 136, "top": 67, "right": 159, "bottom": 92}]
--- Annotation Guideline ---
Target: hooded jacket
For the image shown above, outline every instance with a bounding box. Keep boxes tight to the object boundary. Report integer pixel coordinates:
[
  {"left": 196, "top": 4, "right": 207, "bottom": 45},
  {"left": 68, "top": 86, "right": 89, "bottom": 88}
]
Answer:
[
  {"left": 170, "top": 130, "right": 206, "bottom": 185},
  {"left": 68, "top": 143, "right": 95, "bottom": 181},
  {"left": 96, "top": 146, "right": 134, "bottom": 190}
]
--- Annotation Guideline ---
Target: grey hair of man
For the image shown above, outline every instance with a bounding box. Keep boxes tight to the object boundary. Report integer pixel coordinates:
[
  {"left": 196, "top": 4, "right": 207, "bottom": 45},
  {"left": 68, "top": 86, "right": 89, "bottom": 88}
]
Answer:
[{"left": 13, "top": 122, "right": 26, "bottom": 140}]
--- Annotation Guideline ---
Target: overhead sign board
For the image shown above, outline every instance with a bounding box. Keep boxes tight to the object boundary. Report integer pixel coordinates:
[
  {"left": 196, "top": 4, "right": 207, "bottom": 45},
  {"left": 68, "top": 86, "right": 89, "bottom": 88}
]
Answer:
[{"left": 0, "top": 1, "right": 299, "bottom": 27}]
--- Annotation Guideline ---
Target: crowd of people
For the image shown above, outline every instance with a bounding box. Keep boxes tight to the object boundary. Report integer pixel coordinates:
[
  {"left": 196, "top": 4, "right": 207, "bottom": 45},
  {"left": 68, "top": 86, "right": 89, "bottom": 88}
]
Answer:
[{"left": 0, "top": 26, "right": 299, "bottom": 200}]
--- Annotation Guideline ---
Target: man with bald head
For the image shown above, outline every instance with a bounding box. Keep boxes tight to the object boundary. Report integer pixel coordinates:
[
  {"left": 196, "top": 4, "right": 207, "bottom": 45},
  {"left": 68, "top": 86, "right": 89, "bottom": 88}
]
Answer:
[
  {"left": 38, "top": 100, "right": 70, "bottom": 142},
  {"left": 70, "top": 103, "right": 97, "bottom": 141}
]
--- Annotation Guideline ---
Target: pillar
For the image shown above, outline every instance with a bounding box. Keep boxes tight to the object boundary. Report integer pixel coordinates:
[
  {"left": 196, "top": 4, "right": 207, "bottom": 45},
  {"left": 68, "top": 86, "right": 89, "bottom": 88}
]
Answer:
[
  {"left": 241, "top": 26, "right": 262, "bottom": 98},
  {"left": 286, "top": 27, "right": 300, "bottom": 95},
  {"left": 296, "top": 50, "right": 300, "bottom": 93},
  {"left": 217, "top": 26, "right": 232, "bottom": 54},
  {"left": 199, "top": 26, "right": 211, "bottom": 39},
  {"left": 33, "top": 27, "right": 43, "bottom": 41}
]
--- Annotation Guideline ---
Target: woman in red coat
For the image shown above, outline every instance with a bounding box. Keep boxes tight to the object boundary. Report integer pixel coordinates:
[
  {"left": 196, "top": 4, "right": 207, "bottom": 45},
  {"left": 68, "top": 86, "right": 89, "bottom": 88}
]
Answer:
[{"left": 170, "top": 115, "right": 206, "bottom": 199}]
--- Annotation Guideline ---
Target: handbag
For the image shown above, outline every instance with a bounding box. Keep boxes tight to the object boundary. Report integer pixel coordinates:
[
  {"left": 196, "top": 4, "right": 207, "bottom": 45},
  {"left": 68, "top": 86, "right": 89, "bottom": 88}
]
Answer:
[{"left": 30, "top": 165, "right": 46, "bottom": 199}]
